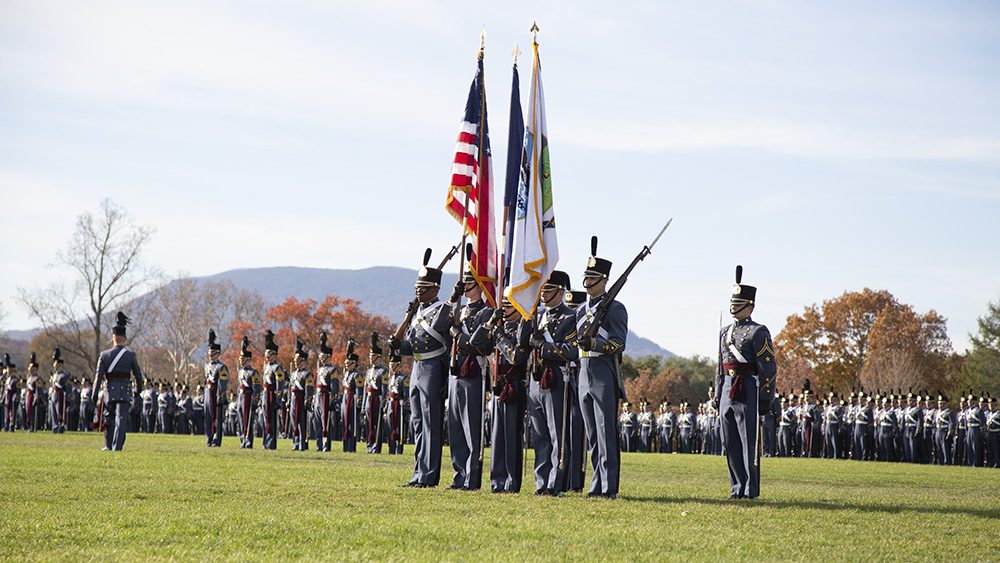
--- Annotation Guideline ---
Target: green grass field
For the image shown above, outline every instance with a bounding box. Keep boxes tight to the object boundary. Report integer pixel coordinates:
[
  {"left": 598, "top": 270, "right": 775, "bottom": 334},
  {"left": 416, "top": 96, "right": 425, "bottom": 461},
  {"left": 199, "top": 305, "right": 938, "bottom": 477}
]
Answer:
[{"left": 1, "top": 432, "right": 997, "bottom": 561}]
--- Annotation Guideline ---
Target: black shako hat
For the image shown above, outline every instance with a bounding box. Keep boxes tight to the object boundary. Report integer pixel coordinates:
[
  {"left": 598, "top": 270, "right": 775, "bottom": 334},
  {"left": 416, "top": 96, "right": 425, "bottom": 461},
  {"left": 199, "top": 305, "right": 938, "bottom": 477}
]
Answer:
[
  {"left": 264, "top": 329, "right": 279, "bottom": 353},
  {"left": 584, "top": 236, "right": 612, "bottom": 278},
  {"left": 240, "top": 336, "right": 252, "bottom": 359},
  {"left": 731, "top": 265, "right": 757, "bottom": 305},
  {"left": 318, "top": 332, "right": 333, "bottom": 355},
  {"left": 208, "top": 329, "right": 221, "bottom": 352},
  {"left": 112, "top": 311, "right": 131, "bottom": 337},
  {"left": 416, "top": 248, "right": 442, "bottom": 288},
  {"left": 565, "top": 290, "right": 588, "bottom": 307},
  {"left": 294, "top": 336, "right": 308, "bottom": 360},
  {"left": 53, "top": 347, "right": 63, "bottom": 364},
  {"left": 346, "top": 337, "right": 359, "bottom": 362},
  {"left": 544, "top": 270, "right": 571, "bottom": 291},
  {"left": 370, "top": 332, "right": 383, "bottom": 356}
]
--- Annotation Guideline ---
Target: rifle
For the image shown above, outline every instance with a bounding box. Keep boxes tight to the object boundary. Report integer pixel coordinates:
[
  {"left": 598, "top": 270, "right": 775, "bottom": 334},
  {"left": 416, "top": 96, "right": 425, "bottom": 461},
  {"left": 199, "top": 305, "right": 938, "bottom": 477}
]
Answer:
[
  {"left": 393, "top": 244, "right": 461, "bottom": 342},
  {"left": 578, "top": 218, "right": 673, "bottom": 345}
]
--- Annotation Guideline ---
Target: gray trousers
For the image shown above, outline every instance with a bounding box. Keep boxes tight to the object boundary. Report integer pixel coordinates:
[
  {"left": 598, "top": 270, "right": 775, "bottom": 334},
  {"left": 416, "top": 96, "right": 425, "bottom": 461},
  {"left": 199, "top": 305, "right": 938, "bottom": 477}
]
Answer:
[
  {"left": 528, "top": 375, "right": 563, "bottom": 492},
  {"left": 448, "top": 375, "right": 484, "bottom": 489},
  {"left": 578, "top": 358, "right": 620, "bottom": 496},
  {"left": 489, "top": 391, "right": 524, "bottom": 493},
  {"left": 409, "top": 359, "right": 445, "bottom": 486},
  {"left": 105, "top": 400, "right": 129, "bottom": 451},
  {"left": 720, "top": 375, "right": 759, "bottom": 498},
  {"left": 935, "top": 428, "right": 951, "bottom": 465},
  {"left": 564, "top": 375, "right": 586, "bottom": 491}
]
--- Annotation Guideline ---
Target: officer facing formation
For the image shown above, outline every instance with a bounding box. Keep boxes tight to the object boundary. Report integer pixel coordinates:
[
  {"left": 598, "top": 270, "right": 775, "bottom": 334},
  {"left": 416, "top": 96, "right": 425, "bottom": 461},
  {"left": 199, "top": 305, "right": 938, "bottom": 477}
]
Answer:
[
  {"left": 713, "top": 266, "right": 777, "bottom": 500},
  {"left": 92, "top": 312, "right": 144, "bottom": 451}
]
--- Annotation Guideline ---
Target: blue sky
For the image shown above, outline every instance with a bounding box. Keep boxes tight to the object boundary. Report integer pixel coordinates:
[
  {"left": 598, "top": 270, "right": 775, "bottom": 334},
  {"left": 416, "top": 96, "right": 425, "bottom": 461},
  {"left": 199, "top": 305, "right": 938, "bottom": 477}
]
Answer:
[{"left": 1, "top": 1, "right": 998, "bottom": 357}]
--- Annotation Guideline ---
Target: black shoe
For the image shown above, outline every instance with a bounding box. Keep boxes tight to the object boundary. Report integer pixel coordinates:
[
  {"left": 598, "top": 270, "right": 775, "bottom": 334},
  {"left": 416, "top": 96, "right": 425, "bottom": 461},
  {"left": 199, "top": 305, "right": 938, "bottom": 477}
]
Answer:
[
  {"left": 416, "top": 483, "right": 433, "bottom": 488},
  {"left": 601, "top": 493, "right": 617, "bottom": 500},
  {"left": 448, "top": 484, "right": 464, "bottom": 490},
  {"left": 399, "top": 481, "right": 419, "bottom": 488},
  {"left": 533, "top": 489, "right": 546, "bottom": 496},
  {"left": 586, "top": 491, "right": 601, "bottom": 498}
]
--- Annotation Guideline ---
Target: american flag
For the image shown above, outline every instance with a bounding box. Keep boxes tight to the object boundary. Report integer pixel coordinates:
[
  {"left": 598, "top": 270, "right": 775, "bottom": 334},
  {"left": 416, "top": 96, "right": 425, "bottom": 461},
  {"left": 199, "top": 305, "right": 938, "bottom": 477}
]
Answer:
[{"left": 445, "top": 51, "right": 498, "bottom": 306}]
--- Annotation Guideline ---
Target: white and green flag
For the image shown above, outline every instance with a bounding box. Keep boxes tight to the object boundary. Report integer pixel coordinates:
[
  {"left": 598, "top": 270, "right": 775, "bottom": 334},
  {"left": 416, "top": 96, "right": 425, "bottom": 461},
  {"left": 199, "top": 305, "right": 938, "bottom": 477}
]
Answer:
[{"left": 507, "top": 41, "right": 558, "bottom": 319}]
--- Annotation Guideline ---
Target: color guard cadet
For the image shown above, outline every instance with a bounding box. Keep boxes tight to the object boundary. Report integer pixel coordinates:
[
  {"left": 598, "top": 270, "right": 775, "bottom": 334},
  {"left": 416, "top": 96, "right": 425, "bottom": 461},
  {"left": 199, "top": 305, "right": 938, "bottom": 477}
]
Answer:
[
  {"left": 237, "top": 336, "right": 257, "bottom": 448},
  {"left": 92, "top": 312, "right": 144, "bottom": 451},
  {"left": 50, "top": 348, "right": 70, "bottom": 433},
  {"left": 365, "top": 333, "right": 388, "bottom": 454},
  {"left": 446, "top": 266, "right": 495, "bottom": 491},
  {"left": 3, "top": 355, "right": 20, "bottom": 432},
  {"left": 489, "top": 296, "right": 530, "bottom": 493},
  {"left": 261, "top": 330, "right": 285, "bottom": 450},
  {"left": 315, "top": 332, "right": 337, "bottom": 452},
  {"left": 902, "top": 391, "right": 922, "bottom": 463},
  {"left": 289, "top": 337, "right": 311, "bottom": 451},
  {"left": 342, "top": 339, "right": 361, "bottom": 453},
  {"left": 966, "top": 393, "right": 984, "bottom": 467},
  {"left": 25, "top": 353, "right": 41, "bottom": 432},
  {"left": 713, "top": 266, "right": 777, "bottom": 499},
  {"left": 390, "top": 249, "right": 454, "bottom": 488},
  {"left": 561, "top": 289, "right": 589, "bottom": 491},
  {"left": 934, "top": 393, "right": 954, "bottom": 465},
  {"left": 576, "top": 237, "right": 629, "bottom": 499},
  {"left": 526, "top": 270, "right": 577, "bottom": 494},
  {"left": 986, "top": 395, "right": 999, "bottom": 468},
  {"left": 386, "top": 351, "right": 406, "bottom": 455},
  {"left": 204, "top": 329, "right": 229, "bottom": 447}
]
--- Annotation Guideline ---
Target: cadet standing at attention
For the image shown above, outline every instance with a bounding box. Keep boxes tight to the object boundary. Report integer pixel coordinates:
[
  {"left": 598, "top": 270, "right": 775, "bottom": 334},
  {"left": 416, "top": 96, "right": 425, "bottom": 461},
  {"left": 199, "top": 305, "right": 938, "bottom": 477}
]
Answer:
[
  {"left": 713, "top": 266, "right": 777, "bottom": 500},
  {"left": 237, "top": 336, "right": 257, "bottom": 449},
  {"left": 365, "top": 333, "right": 388, "bottom": 454},
  {"left": 341, "top": 339, "right": 361, "bottom": 453},
  {"left": 390, "top": 249, "right": 454, "bottom": 488},
  {"left": 204, "top": 329, "right": 229, "bottom": 447},
  {"left": 92, "top": 312, "right": 144, "bottom": 451},
  {"left": 576, "top": 237, "right": 628, "bottom": 499},
  {"left": 289, "top": 337, "right": 311, "bottom": 451},
  {"left": 50, "top": 348, "right": 70, "bottom": 434},
  {"left": 315, "top": 332, "right": 337, "bottom": 452},
  {"left": 261, "top": 330, "right": 284, "bottom": 450},
  {"left": 386, "top": 350, "right": 406, "bottom": 455},
  {"left": 490, "top": 296, "right": 530, "bottom": 493}
]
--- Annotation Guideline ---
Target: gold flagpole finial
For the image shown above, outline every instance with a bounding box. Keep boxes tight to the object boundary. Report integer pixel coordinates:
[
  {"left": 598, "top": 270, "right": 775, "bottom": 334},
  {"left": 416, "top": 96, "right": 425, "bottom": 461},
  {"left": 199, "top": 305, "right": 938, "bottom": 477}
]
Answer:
[
  {"left": 513, "top": 44, "right": 521, "bottom": 66},
  {"left": 480, "top": 26, "right": 486, "bottom": 51},
  {"left": 530, "top": 22, "right": 540, "bottom": 45}
]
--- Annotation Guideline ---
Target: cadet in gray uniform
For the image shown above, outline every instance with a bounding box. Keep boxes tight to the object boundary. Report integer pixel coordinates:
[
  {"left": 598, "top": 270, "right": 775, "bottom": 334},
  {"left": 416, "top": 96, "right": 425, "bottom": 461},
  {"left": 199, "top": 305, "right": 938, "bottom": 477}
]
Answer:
[
  {"left": 50, "top": 348, "right": 71, "bottom": 434},
  {"left": 204, "top": 329, "right": 229, "bottom": 447},
  {"left": 237, "top": 336, "right": 257, "bottom": 448},
  {"left": 986, "top": 395, "right": 999, "bottom": 468},
  {"left": 877, "top": 396, "right": 897, "bottom": 462},
  {"left": 24, "top": 354, "right": 42, "bottom": 432},
  {"left": 92, "top": 312, "right": 144, "bottom": 451},
  {"left": 157, "top": 383, "right": 174, "bottom": 434},
  {"left": 576, "top": 237, "right": 628, "bottom": 499},
  {"left": 315, "top": 332, "right": 337, "bottom": 452},
  {"left": 527, "top": 270, "right": 579, "bottom": 494},
  {"left": 902, "top": 392, "right": 922, "bottom": 463},
  {"left": 934, "top": 394, "right": 954, "bottom": 465},
  {"left": 713, "top": 266, "right": 777, "bottom": 500},
  {"left": 446, "top": 267, "right": 495, "bottom": 490},
  {"left": 3, "top": 355, "right": 20, "bottom": 432},
  {"left": 365, "top": 334, "right": 388, "bottom": 454},
  {"left": 490, "top": 296, "right": 530, "bottom": 493},
  {"left": 619, "top": 402, "right": 637, "bottom": 453},
  {"left": 289, "top": 338, "right": 311, "bottom": 451},
  {"left": 390, "top": 249, "right": 453, "bottom": 488},
  {"left": 562, "top": 290, "right": 589, "bottom": 490},
  {"left": 966, "top": 394, "right": 985, "bottom": 467},
  {"left": 386, "top": 352, "right": 406, "bottom": 455},
  {"left": 261, "top": 330, "right": 284, "bottom": 450},
  {"left": 341, "top": 340, "right": 361, "bottom": 453}
]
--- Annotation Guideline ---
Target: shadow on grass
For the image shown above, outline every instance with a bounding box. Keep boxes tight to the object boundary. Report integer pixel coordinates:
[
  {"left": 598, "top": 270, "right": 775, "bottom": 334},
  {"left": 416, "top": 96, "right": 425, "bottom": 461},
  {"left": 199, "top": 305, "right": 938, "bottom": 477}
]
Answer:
[{"left": 626, "top": 495, "right": 1000, "bottom": 520}]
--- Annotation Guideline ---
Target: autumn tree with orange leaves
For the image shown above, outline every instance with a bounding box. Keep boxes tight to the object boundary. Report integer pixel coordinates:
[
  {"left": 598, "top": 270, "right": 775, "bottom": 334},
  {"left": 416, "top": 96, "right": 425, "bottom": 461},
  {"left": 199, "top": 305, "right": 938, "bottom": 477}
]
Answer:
[
  {"left": 775, "top": 289, "right": 953, "bottom": 395},
  {"left": 226, "top": 296, "right": 392, "bottom": 370}
]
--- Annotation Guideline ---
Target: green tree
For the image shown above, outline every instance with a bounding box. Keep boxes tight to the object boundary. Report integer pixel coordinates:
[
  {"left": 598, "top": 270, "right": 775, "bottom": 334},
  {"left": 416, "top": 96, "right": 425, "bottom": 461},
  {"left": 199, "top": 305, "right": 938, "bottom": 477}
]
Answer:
[{"left": 959, "top": 299, "right": 1000, "bottom": 396}]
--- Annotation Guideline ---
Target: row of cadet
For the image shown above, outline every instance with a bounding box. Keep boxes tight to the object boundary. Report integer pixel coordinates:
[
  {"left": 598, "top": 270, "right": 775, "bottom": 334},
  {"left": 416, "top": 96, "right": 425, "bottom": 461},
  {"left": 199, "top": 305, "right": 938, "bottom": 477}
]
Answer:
[{"left": 613, "top": 385, "right": 1000, "bottom": 468}]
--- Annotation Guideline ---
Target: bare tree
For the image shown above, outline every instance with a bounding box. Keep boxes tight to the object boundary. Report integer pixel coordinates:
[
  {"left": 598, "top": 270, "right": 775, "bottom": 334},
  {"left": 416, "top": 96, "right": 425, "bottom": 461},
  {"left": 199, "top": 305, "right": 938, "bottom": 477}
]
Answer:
[
  {"left": 142, "top": 277, "right": 266, "bottom": 386},
  {"left": 18, "top": 199, "right": 156, "bottom": 373}
]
